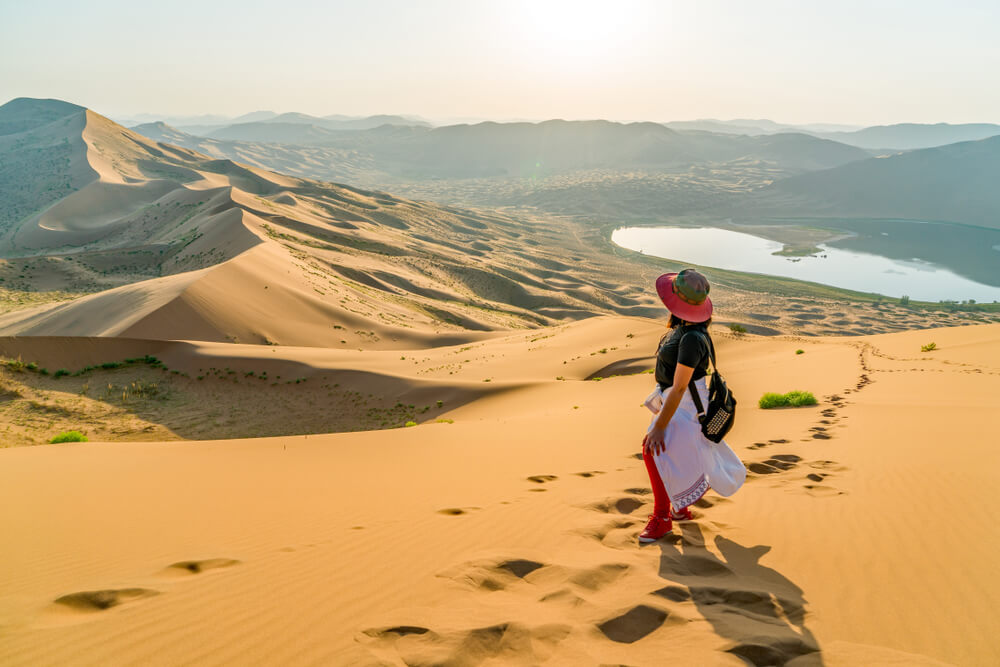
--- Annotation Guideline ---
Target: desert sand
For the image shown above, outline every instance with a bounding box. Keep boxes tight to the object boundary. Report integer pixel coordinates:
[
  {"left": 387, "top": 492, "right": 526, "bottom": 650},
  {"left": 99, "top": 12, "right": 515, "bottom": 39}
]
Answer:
[
  {"left": 2, "top": 99, "right": 998, "bottom": 665},
  {"left": 1, "top": 320, "right": 998, "bottom": 666}
]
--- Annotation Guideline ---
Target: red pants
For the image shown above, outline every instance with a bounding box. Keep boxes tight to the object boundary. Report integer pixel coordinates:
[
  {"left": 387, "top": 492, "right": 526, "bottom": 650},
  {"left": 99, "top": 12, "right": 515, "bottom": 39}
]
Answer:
[{"left": 643, "top": 447, "right": 672, "bottom": 516}]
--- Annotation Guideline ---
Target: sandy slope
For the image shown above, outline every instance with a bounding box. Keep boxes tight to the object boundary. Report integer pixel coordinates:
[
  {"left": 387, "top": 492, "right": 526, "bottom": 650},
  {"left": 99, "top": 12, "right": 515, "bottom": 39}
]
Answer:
[
  {"left": 0, "top": 321, "right": 997, "bottom": 666},
  {"left": 4, "top": 100, "right": 994, "bottom": 353}
]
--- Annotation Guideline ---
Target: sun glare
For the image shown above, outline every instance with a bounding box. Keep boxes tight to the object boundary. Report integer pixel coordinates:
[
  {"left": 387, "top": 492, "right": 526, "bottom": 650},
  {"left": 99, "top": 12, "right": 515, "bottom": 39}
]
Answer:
[{"left": 506, "top": 0, "right": 646, "bottom": 74}]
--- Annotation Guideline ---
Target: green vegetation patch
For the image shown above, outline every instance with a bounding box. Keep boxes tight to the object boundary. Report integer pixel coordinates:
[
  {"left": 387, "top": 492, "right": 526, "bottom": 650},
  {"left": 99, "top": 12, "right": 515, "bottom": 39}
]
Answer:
[
  {"left": 49, "top": 430, "right": 88, "bottom": 444},
  {"left": 759, "top": 391, "right": 818, "bottom": 409},
  {"left": 921, "top": 342, "right": 937, "bottom": 352}
]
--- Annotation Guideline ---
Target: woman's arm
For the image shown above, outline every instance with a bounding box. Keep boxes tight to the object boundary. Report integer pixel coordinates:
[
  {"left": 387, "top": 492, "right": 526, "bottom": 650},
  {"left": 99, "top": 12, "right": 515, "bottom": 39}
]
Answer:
[{"left": 642, "top": 362, "right": 695, "bottom": 456}]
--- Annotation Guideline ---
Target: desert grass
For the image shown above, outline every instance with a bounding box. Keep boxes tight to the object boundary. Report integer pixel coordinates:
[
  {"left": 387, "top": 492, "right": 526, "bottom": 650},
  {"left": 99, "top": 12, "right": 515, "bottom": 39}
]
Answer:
[{"left": 759, "top": 390, "right": 819, "bottom": 409}]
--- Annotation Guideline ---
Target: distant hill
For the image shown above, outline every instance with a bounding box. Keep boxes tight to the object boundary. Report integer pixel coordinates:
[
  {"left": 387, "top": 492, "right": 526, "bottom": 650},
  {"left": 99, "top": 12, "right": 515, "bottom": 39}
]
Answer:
[
  {"left": 664, "top": 119, "right": 863, "bottom": 136},
  {"left": 759, "top": 135, "right": 1000, "bottom": 229},
  {"left": 0, "top": 97, "right": 85, "bottom": 136},
  {"left": 127, "top": 116, "right": 873, "bottom": 222},
  {"left": 201, "top": 114, "right": 430, "bottom": 143},
  {"left": 131, "top": 117, "right": 871, "bottom": 187},
  {"left": 815, "top": 123, "right": 1000, "bottom": 150},
  {"left": 231, "top": 110, "right": 278, "bottom": 123},
  {"left": 319, "top": 119, "right": 871, "bottom": 178},
  {"left": 206, "top": 121, "right": 345, "bottom": 144},
  {"left": 665, "top": 120, "right": 1000, "bottom": 151}
]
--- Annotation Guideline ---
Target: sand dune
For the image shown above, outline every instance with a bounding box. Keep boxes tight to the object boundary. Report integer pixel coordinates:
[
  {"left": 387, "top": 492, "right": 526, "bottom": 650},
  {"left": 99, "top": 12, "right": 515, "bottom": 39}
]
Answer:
[
  {"left": 1, "top": 99, "right": 998, "bottom": 664},
  {"left": 2, "top": 99, "right": 991, "bottom": 348},
  {"left": 0, "top": 321, "right": 996, "bottom": 665}
]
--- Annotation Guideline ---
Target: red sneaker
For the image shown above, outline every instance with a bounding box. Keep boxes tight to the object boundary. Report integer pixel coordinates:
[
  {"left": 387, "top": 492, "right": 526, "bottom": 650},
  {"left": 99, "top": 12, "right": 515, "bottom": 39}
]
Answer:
[
  {"left": 670, "top": 506, "right": 694, "bottom": 521},
  {"left": 638, "top": 514, "right": 673, "bottom": 543}
]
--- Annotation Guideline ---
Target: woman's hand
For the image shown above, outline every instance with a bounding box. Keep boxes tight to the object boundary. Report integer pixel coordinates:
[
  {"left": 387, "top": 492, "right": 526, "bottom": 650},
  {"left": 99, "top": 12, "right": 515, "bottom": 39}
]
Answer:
[{"left": 643, "top": 426, "right": 667, "bottom": 456}]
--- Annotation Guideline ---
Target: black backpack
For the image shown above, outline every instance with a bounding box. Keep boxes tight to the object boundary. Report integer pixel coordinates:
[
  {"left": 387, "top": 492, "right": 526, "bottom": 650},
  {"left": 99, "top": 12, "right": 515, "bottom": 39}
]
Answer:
[{"left": 687, "top": 331, "right": 736, "bottom": 443}]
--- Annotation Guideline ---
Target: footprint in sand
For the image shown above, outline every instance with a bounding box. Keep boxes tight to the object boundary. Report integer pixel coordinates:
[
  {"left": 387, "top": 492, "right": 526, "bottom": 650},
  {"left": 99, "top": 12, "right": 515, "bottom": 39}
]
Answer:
[
  {"left": 727, "top": 638, "right": 819, "bottom": 666},
  {"left": 747, "top": 462, "right": 782, "bottom": 475},
  {"left": 54, "top": 588, "right": 159, "bottom": 612},
  {"left": 749, "top": 438, "right": 792, "bottom": 451},
  {"left": 574, "top": 470, "right": 605, "bottom": 478},
  {"left": 597, "top": 604, "right": 670, "bottom": 643},
  {"left": 362, "top": 621, "right": 571, "bottom": 664},
  {"left": 498, "top": 559, "right": 545, "bottom": 578},
  {"left": 569, "top": 562, "right": 631, "bottom": 591},
  {"left": 804, "top": 484, "right": 846, "bottom": 497},
  {"left": 364, "top": 625, "right": 431, "bottom": 638},
  {"left": 165, "top": 558, "right": 240, "bottom": 575},
  {"left": 587, "top": 496, "right": 646, "bottom": 515},
  {"left": 581, "top": 517, "right": 641, "bottom": 547},
  {"left": 694, "top": 495, "right": 730, "bottom": 509},
  {"left": 538, "top": 588, "right": 588, "bottom": 607},
  {"left": 438, "top": 557, "right": 550, "bottom": 592},
  {"left": 437, "top": 507, "right": 480, "bottom": 516},
  {"left": 526, "top": 474, "right": 558, "bottom": 484}
]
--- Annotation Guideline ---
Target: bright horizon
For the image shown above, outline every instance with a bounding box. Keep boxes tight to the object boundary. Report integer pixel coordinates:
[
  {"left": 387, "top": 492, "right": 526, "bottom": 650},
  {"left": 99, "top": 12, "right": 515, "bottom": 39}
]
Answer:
[{"left": 3, "top": 0, "right": 1000, "bottom": 126}]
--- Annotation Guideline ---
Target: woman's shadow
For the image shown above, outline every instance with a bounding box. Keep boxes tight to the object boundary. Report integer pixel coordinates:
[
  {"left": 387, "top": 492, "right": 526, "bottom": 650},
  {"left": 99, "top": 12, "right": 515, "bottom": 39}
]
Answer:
[{"left": 654, "top": 522, "right": 823, "bottom": 666}]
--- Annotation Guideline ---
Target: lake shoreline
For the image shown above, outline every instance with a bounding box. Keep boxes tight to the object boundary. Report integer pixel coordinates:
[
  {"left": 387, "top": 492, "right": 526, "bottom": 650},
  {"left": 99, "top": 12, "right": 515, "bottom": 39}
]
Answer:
[{"left": 611, "top": 223, "right": 1000, "bottom": 303}]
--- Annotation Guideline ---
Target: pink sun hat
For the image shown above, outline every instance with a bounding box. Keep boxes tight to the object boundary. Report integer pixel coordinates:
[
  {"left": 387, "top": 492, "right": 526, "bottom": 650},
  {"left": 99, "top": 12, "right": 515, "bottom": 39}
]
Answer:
[{"left": 655, "top": 269, "right": 713, "bottom": 323}]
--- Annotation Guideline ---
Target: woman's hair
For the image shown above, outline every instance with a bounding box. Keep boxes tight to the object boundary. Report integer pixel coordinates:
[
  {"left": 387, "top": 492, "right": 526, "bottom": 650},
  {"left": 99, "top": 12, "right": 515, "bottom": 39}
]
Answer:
[{"left": 668, "top": 314, "right": 712, "bottom": 328}]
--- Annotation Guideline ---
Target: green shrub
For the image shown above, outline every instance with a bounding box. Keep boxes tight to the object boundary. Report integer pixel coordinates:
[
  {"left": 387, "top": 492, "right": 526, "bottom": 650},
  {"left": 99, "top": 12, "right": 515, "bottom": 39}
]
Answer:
[
  {"left": 26, "top": 362, "right": 38, "bottom": 371},
  {"left": 404, "top": 421, "right": 417, "bottom": 427},
  {"left": 729, "top": 323, "right": 747, "bottom": 334},
  {"left": 759, "top": 391, "right": 818, "bottom": 409},
  {"left": 53, "top": 368, "right": 70, "bottom": 378},
  {"left": 49, "top": 430, "right": 88, "bottom": 443},
  {"left": 795, "top": 349, "right": 804, "bottom": 355},
  {"left": 921, "top": 342, "right": 937, "bottom": 352},
  {"left": 899, "top": 295, "right": 910, "bottom": 306}
]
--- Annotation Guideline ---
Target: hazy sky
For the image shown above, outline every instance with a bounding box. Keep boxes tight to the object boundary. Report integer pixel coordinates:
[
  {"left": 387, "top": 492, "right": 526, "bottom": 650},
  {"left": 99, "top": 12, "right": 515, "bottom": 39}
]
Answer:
[{"left": 3, "top": 0, "right": 999, "bottom": 125}]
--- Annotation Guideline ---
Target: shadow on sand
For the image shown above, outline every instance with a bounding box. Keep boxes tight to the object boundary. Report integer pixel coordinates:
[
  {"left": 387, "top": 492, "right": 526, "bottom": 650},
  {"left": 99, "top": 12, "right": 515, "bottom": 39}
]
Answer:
[{"left": 655, "top": 523, "right": 822, "bottom": 666}]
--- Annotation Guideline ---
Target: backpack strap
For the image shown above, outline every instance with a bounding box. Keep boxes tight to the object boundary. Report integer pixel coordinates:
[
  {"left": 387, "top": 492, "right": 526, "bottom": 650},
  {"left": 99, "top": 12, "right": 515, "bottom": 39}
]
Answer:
[
  {"left": 688, "top": 377, "right": 705, "bottom": 416},
  {"left": 686, "top": 327, "right": 715, "bottom": 418},
  {"left": 698, "top": 328, "right": 717, "bottom": 372}
]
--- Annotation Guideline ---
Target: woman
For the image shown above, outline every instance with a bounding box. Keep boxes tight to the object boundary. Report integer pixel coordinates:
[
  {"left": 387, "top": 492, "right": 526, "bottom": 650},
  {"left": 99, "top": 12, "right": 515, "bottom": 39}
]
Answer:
[{"left": 639, "top": 269, "right": 746, "bottom": 543}]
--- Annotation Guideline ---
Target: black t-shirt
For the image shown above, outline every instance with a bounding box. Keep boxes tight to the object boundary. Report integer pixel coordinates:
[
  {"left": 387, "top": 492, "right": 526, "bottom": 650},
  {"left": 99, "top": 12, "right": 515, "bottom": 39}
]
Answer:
[{"left": 655, "top": 325, "right": 711, "bottom": 389}]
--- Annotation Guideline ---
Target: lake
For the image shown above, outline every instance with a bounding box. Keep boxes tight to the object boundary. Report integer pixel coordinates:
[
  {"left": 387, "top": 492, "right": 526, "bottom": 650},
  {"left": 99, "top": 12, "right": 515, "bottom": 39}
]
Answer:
[{"left": 612, "top": 225, "right": 1000, "bottom": 302}]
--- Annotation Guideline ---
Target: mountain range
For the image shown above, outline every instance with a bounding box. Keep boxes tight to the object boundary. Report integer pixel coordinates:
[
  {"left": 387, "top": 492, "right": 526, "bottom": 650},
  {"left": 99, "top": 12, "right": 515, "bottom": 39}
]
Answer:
[
  {"left": 755, "top": 134, "right": 1000, "bottom": 229},
  {"left": 126, "top": 110, "right": 1000, "bottom": 229}
]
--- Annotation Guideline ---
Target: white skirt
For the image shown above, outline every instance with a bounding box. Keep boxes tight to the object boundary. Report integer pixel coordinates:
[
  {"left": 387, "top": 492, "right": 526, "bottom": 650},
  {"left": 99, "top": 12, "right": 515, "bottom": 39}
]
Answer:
[{"left": 644, "top": 378, "right": 746, "bottom": 509}]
